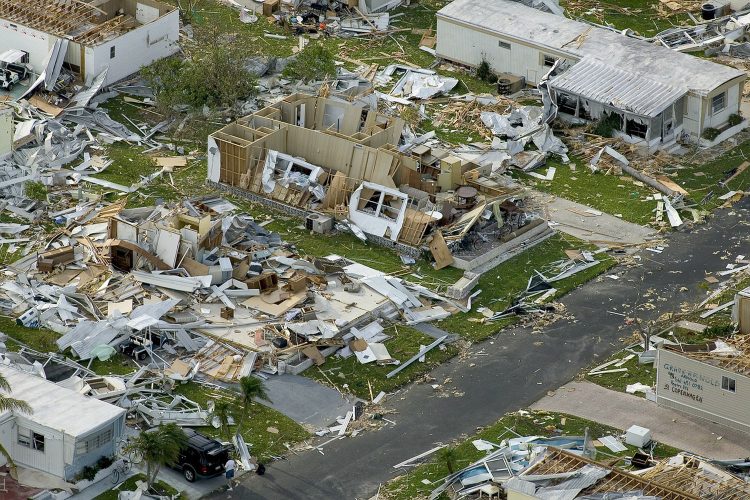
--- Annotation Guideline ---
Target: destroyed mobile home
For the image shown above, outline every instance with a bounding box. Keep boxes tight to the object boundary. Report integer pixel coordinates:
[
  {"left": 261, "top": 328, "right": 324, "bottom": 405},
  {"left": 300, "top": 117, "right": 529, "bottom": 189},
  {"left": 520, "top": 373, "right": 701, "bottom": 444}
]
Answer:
[
  {"left": 0, "top": 0, "right": 179, "bottom": 89},
  {"left": 0, "top": 196, "right": 466, "bottom": 392},
  {"left": 208, "top": 94, "right": 555, "bottom": 270},
  {"left": 401, "top": 423, "right": 750, "bottom": 500}
]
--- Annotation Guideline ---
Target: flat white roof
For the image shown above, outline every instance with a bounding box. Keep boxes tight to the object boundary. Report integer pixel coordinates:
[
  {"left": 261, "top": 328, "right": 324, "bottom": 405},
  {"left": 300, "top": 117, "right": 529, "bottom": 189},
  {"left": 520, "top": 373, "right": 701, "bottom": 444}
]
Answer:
[
  {"left": 0, "top": 366, "right": 124, "bottom": 438},
  {"left": 438, "top": 0, "right": 746, "bottom": 96}
]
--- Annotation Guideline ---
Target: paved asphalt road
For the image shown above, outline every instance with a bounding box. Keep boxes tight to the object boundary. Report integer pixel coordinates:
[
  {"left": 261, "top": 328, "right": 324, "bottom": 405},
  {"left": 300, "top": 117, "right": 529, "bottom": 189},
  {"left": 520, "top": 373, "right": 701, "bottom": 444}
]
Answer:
[{"left": 209, "top": 200, "right": 750, "bottom": 500}]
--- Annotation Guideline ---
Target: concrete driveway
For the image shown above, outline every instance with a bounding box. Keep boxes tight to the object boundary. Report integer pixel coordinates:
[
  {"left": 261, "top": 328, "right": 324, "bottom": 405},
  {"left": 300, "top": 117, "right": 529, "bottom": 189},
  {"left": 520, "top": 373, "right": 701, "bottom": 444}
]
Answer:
[{"left": 531, "top": 380, "right": 750, "bottom": 458}]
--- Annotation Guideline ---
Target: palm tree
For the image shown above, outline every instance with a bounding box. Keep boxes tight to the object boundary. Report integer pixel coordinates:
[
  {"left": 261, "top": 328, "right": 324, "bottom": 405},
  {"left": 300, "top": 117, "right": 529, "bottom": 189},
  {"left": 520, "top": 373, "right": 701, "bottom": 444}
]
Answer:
[
  {"left": 438, "top": 446, "right": 457, "bottom": 474},
  {"left": 125, "top": 424, "right": 187, "bottom": 490},
  {"left": 235, "top": 376, "right": 270, "bottom": 432},
  {"left": 0, "top": 372, "right": 32, "bottom": 473},
  {"left": 211, "top": 400, "right": 234, "bottom": 441}
]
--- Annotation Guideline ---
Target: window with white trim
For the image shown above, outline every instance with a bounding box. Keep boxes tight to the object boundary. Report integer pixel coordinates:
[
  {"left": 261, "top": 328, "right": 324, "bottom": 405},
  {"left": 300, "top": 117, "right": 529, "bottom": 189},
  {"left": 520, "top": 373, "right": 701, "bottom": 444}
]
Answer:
[
  {"left": 18, "top": 427, "right": 45, "bottom": 452},
  {"left": 498, "top": 40, "right": 511, "bottom": 50},
  {"left": 76, "top": 426, "right": 114, "bottom": 455},
  {"left": 712, "top": 92, "right": 726, "bottom": 114},
  {"left": 542, "top": 55, "right": 556, "bottom": 67},
  {"left": 722, "top": 375, "right": 736, "bottom": 393}
]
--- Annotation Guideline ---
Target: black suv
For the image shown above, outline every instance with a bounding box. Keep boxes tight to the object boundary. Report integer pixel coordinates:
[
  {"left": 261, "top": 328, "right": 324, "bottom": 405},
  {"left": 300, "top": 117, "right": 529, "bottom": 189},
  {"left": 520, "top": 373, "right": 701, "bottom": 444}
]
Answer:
[{"left": 172, "top": 429, "right": 232, "bottom": 482}]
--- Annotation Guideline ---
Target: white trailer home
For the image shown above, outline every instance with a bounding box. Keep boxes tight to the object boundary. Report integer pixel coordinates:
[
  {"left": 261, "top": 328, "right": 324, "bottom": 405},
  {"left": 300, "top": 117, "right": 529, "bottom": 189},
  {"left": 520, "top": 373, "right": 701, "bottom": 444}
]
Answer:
[
  {"left": 0, "top": 0, "right": 179, "bottom": 86},
  {"left": 656, "top": 338, "right": 750, "bottom": 434},
  {"left": 436, "top": 0, "right": 747, "bottom": 148},
  {"left": 0, "top": 365, "right": 125, "bottom": 481}
]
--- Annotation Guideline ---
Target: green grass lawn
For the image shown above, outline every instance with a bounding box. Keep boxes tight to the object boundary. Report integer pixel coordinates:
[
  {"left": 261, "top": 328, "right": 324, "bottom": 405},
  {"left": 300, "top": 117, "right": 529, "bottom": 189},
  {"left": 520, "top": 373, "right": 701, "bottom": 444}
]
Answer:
[
  {"left": 173, "top": 382, "right": 310, "bottom": 461},
  {"left": 382, "top": 409, "right": 680, "bottom": 500},
  {"left": 673, "top": 137, "right": 750, "bottom": 207},
  {"left": 307, "top": 324, "right": 457, "bottom": 400},
  {"left": 436, "top": 234, "right": 616, "bottom": 341},
  {"left": 585, "top": 323, "right": 735, "bottom": 392},
  {"left": 522, "top": 156, "right": 659, "bottom": 226},
  {"left": 560, "top": 0, "right": 691, "bottom": 37},
  {"left": 94, "top": 473, "right": 185, "bottom": 500}
]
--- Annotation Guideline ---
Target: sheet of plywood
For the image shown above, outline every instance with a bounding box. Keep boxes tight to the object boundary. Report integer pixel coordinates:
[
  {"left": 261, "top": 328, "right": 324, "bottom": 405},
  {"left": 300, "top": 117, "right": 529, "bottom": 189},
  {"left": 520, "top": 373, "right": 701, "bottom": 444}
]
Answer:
[
  {"left": 739, "top": 295, "right": 750, "bottom": 335},
  {"left": 655, "top": 175, "right": 689, "bottom": 196},
  {"left": 429, "top": 231, "right": 453, "bottom": 270},
  {"left": 154, "top": 156, "right": 188, "bottom": 169},
  {"left": 28, "top": 95, "right": 64, "bottom": 117},
  {"left": 302, "top": 345, "right": 325, "bottom": 366},
  {"left": 242, "top": 290, "right": 306, "bottom": 316}
]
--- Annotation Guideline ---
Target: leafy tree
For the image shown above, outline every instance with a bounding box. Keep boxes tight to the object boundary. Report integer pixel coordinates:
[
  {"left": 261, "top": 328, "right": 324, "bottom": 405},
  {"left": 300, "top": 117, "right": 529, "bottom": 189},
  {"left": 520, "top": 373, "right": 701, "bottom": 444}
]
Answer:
[
  {"left": 235, "top": 376, "right": 270, "bottom": 431},
  {"left": 0, "top": 373, "right": 32, "bottom": 472},
  {"left": 125, "top": 424, "right": 187, "bottom": 489},
  {"left": 283, "top": 44, "right": 336, "bottom": 83},
  {"left": 141, "top": 27, "right": 257, "bottom": 113}
]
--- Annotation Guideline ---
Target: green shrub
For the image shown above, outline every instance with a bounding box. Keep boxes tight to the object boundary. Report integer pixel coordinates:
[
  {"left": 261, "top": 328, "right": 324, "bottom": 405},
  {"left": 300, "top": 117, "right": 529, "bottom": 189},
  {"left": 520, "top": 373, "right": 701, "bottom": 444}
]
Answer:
[
  {"left": 476, "top": 60, "right": 491, "bottom": 81},
  {"left": 96, "top": 455, "right": 114, "bottom": 470},
  {"left": 487, "top": 73, "right": 498, "bottom": 84},
  {"left": 703, "top": 324, "right": 735, "bottom": 339},
  {"left": 592, "top": 112, "right": 622, "bottom": 138},
  {"left": 76, "top": 465, "right": 98, "bottom": 482},
  {"left": 702, "top": 127, "right": 720, "bottom": 141},
  {"left": 729, "top": 113, "right": 743, "bottom": 127},
  {"left": 282, "top": 44, "right": 336, "bottom": 82}
]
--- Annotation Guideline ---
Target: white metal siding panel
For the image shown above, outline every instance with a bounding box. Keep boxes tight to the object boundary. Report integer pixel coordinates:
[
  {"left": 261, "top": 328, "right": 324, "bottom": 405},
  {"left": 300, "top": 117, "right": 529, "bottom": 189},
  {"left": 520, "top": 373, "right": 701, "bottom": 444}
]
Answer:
[
  {"left": 87, "top": 9, "right": 180, "bottom": 86},
  {"left": 11, "top": 416, "right": 65, "bottom": 477},
  {"left": 0, "top": 21, "right": 54, "bottom": 73},
  {"left": 656, "top": 349, "right": 750, "bottom": 433},
  {"left": 64, "top": 40, "right": 82, "bottom": 68},
  {"left": 0, "top": 106, "right": 11, "bottom": 157},
  {"left": 437, "top": 18, "right": 557, "bottom": 85},
  {"left": 682, "top": 94, "right": 701, "bottom": 136},
  {"left": 704, "top": 82, "right": 741, "bottom": 130}
]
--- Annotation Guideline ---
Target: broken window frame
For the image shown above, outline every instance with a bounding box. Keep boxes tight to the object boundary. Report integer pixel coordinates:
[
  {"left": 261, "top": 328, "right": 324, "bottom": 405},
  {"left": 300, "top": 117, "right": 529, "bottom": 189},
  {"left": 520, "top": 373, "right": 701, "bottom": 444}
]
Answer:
[
  {"left": 624, "top": 117, "right": 648, "bottom": 139},
  {"left": 542, "top": 54, "right": 556, "bottom": 67},
  {"left": 556, "top": 92, "right": 577, "bottom": 116},
  {"left": 356, "top": 189, "right": 403, "bottom": 222},
  {"left": 18, "top": 427, "right": 45, "bottom": 452},
  {"left": 722, "top": 375, "right": 736, "bottom": 393},
  {"left": 712, "top": 92, "right": 726, "bottom": 115}
]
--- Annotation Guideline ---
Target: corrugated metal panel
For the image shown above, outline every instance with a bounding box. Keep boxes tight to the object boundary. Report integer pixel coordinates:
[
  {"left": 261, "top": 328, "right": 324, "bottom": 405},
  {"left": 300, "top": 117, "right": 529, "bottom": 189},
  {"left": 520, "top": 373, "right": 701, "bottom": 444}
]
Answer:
[{"left": 550, "top": 59, "right": 686, "bottom": 118}]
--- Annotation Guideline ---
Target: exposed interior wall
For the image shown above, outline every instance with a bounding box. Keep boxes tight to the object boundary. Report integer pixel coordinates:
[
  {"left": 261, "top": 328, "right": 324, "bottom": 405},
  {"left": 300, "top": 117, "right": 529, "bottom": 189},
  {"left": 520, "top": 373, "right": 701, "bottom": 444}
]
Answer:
[
  {"left": 436, "top": 17, "right": 575, "bottom": 85},
  {"left": 0, "top": 21, "right": 56, "bottom": 74},
  {"left": 85, "top": 8, "right": 179, "bottom": 85},
  {"left": 656, "top": 348, "right": 750, "bottom": 434},
  {"left": 93, "top": 0, "right": 175, "bottom": 22}
]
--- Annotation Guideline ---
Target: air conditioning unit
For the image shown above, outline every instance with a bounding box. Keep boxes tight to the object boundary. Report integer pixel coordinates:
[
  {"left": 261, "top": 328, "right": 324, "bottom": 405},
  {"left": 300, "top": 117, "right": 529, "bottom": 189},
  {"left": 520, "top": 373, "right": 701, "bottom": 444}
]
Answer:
[{"left": 306, "top": 213, "right": 334, "bottom": 234}]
